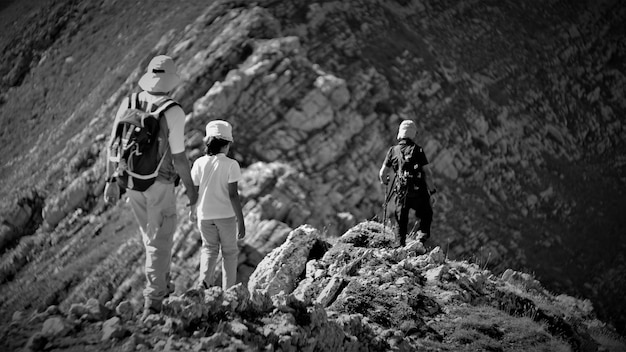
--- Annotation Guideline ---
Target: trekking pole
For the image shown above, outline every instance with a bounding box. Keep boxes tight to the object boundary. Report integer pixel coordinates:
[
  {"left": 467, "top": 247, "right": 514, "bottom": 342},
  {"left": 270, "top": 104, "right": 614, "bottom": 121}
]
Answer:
[
  {"left": 383, "top": 176, "right": 389, "bottom": 235},
  {"left": 382, "top": 174, "right": 396, "bottom": 236},
  {"left": 408, "top": 221, "right": 419, "bottom": 240},
  {"left": 385, "top": 174, "right": 397, "bottom": 204}
]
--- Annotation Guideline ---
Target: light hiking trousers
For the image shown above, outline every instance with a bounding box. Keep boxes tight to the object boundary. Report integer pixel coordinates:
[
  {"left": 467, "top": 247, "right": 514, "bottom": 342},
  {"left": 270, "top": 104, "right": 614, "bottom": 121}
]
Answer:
[
  {"left": 198, "top": 217, "right": 239, "bottom": 290},
  {"left": 127, "top": 181, "right": 177, "bottom": 307}
]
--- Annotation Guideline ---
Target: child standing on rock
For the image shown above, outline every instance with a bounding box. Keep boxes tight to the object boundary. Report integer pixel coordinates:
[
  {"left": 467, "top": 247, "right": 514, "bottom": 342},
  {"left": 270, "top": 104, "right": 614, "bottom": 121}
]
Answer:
[{"left": 190, "top": 120, "right": 246, "bottom": 290}]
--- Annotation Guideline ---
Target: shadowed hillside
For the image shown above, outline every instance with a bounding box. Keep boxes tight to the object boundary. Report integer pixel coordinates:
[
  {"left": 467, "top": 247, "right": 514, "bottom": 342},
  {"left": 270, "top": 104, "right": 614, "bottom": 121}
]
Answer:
[{"left": 0, "top": 0, "right": 624, "bottom": 348}]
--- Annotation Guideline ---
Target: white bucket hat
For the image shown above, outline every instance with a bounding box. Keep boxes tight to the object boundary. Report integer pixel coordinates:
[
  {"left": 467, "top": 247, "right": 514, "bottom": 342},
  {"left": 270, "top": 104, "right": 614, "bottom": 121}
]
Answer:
[
  {"left": 138, "top": 55, "right": 181, "bottom": 93},
  {"left": 203, "top": 120, "right": 234, "bottom": 142},
  {"left": 397, "top": 120, "right": 417, "bottom": 140}
]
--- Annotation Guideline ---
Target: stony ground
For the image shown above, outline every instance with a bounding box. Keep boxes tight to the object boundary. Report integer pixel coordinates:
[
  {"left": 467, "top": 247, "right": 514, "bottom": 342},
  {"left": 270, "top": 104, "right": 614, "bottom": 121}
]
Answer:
[
  {"left": 0, "top": 0, "right": 625, "bottom": 346},
  {"left": 3, "top": 222, "right": 625, "bottom": 351}
]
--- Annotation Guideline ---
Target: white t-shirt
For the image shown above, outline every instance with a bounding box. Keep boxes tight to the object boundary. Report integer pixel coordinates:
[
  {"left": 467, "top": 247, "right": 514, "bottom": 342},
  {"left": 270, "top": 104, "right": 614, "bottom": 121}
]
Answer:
[{"left": 191, "top": 153, "right": 242, "bottom": 220}]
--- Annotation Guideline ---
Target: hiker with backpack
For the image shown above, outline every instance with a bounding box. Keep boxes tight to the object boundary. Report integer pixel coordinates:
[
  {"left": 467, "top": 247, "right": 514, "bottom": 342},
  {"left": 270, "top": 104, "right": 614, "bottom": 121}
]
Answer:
[
  {"left": 189, "top": 120, "right": 245, "bottom": 291},
  {"left": 379, "top": 120, "right": 436, "bottom": 247},
  {"left": 103, "top": 55, "right": 198, "bottom": 321}
]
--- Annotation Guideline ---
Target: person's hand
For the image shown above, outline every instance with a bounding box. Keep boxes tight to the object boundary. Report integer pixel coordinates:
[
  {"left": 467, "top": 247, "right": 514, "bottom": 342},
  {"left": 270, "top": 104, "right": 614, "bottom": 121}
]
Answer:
[
  {"left": 104, "top": 181, "right": 120, "bottom": 205},
  {"left": 237, "top": 226, "right": 246, "bottom": 240},
  {"left": 429, "top": 189, "right": 437, "bottom": 206},
  {"left": 186, "top": 186, "right": 199, "bottom": 206},
  {"left": 188, "top": 204, "right": 197, "bottom": 223}
]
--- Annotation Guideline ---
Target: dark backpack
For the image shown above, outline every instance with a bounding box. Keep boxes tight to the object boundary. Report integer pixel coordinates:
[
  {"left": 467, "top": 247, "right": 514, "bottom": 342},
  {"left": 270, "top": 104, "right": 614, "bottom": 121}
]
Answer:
[
  {"left": 392, "top": 144, "right": 425, "bottom": 200},
  {"left": 108, "top": 93, "right": 179, "bottom": 191}
]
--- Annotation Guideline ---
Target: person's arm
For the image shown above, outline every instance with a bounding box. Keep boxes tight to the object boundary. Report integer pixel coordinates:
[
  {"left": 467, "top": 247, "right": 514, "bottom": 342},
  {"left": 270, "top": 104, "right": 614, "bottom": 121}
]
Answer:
[
  {"left": 424, "top": 165, "right": 436, "bottom": 193},
  {"left": 165, "top": 105, "right": 198, "bottom": 205},
  {"left": 228, "top": 182, "right": 245, "bottom": 239},
  {"left": 379, "top": 147, "right": 394, "bottom": 184},
  {"left": 172, "top": 153, "right": 199, "bottom": 205},
  {"left": 188, "top": 159, "right": 201, "bottom": 223},
  {"left": 416, "top": 146, "right": 436, "bottom": 195},
  {"left": 423, "top": 165, "right": 437, "bottom": 195},
  {"left": 379, "top": 164, "right": 391, "bottom": 184},
  {"left": 103, "top": 98, "right": 129, "bottom": 205},
  {"left": 106, "top": 98, "right": 129, "bottom": 180}
]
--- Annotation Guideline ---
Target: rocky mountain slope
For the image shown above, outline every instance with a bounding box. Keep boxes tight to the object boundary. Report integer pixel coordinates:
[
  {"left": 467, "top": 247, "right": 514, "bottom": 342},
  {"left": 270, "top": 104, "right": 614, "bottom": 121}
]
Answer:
[
  {"left": 0, "top": 0, "right": 625, "bottom": 347},
  {"left": 3, "top": 222, "right": 625, "bottom": 351}
]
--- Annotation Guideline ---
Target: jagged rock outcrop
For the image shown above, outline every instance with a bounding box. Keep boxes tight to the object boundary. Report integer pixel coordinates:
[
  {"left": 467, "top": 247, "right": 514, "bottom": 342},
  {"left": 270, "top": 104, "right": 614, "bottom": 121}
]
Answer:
[
  {"left": 0, "top": 189, "right": 44, "bottom": 253},
  {"left": 0, "top": 0, "right": 625, "bottom": 340},
  {"left": 248, "top": 225, "right": 323, "bottom": 296},
  {"left": 4, "top": 221, "right": 624, "bottom": 352}
]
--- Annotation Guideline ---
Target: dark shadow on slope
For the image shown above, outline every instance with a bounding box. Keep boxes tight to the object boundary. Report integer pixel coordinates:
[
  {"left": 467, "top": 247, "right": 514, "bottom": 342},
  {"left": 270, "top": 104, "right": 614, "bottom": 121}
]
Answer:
[
  {"left": 295, "top": 239, "right": 332, "bottom": 284},
  {"left": 0, "top": 0, "right": 17, "bottom": 13},
  {"left": 494, "top": 289, "right": 599, "bottom": 352},
  {"left": 336, "top": 221, "right": 395, "bottom": 248},
  {"left": 0, "top": 188, "right": 45, "bottom": 257},
  {"left": 307, "top": 239, "right": 331, "bottom": 261}
]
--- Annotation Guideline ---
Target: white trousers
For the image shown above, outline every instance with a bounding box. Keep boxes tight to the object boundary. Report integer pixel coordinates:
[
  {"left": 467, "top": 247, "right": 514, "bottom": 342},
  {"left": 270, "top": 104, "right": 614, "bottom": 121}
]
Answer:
[
  {"left": 127, "top": 181, "right": 177, "bottom": 305},
  {"left": 198, "top": 217, "right": 239, "bottom": 290}
]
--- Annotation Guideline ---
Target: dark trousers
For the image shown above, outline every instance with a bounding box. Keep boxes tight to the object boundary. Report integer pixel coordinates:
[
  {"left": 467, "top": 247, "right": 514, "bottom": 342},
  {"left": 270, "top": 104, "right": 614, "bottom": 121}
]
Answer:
[{"left": 395, "top": 194, "right": 433, "bottom": 246}]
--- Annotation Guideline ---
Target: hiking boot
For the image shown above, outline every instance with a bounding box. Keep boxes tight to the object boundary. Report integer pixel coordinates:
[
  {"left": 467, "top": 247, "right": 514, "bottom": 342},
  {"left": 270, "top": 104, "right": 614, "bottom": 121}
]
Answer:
[
  {"left": 140, "top": 306, "right": 160, "bottom": 322},
  {"left": 165, "top": 281, "right": 175, "bottom": 298},
  {"left": 140, "top": 299, "right": 162, "bottom": 322},
  {"left": 195, "top": 280, "right": 209, "bottom": 291},
  {"left": 416, "top": 231, "right": 430, "bottom": 243}
]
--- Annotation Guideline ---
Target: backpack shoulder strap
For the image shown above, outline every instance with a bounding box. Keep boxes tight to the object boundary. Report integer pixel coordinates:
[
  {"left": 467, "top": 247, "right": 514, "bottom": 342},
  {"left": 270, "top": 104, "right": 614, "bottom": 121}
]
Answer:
[
  {"left": 152, "top": 98, "right": 180, "bottom": 117},
  {"left": 128, "top": 92, "right": 141, "bottom": 110},
  {"left": 392, "top": 145, "right": 402, "bottom": 163},
  {"left": 111, "top": 94, "right": 138, "bottom": 141},
  {"left": 406, "top": 144, "right": 417, "bottom": 162},
  {"left": 391, "top": 144, "right": 404, "bottom": 173},
  {"left": 395, "top": 143, "right": 418, "bottom": 171}
]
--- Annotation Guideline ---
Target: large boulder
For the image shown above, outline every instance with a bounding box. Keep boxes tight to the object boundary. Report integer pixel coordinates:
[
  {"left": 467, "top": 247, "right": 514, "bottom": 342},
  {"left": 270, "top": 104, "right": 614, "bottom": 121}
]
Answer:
[{"left": 248, "top": 225, "right": 322, "bottom": 295}]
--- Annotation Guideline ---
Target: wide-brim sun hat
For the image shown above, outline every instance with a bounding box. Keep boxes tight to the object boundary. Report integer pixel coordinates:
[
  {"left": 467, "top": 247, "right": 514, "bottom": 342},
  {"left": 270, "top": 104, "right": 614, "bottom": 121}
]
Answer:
[
  {"left": 138, "top": 55, "right": 181, "bottom": 93},
  {"left": 203, "top": 120, "right": 234, "bottom": 142}
]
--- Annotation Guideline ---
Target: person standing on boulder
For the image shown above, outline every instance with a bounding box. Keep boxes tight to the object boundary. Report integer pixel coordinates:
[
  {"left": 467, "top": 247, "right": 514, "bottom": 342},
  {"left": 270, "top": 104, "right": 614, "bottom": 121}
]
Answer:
[
  {"left": 379, "top": 120, "right": 436, "bottom": 246},
  {"left": 189, "top": 120, "right": 245, "bottom": 291},
  {"left": 103, "top": 55, "right": 198, "bottom": 320}
]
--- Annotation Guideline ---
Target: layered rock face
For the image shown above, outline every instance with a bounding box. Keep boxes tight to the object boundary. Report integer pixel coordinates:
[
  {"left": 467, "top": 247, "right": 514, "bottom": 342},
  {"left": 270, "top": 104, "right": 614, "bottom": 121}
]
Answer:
[
  {"left": 0, "top": 0, "right": 625, "bottom": 338},
  {"left": 4, "top": 222, "right": 622, "bottom": 351}
]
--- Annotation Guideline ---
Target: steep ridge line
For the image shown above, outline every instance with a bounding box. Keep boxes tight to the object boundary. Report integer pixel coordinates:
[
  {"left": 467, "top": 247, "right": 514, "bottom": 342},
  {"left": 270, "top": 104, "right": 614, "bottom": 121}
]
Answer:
[{"left": 0, "top": 0, "right": 624, "bottom": 337}]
